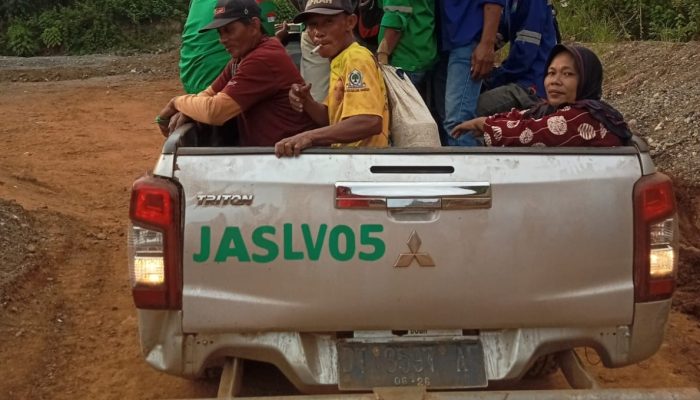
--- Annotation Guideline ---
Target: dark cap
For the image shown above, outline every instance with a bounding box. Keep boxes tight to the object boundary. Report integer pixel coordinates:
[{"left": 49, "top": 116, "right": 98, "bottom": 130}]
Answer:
[
  {"left": 293, "top": 0, "right": 354, "bottom": 23},
  {"left": 199, "top": 0, "right": 261, "bottom": 33}
]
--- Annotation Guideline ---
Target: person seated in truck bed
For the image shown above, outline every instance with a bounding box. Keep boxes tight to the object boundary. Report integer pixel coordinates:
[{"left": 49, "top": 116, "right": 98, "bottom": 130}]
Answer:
[
  {"left": 475, "top": 0, "right": 558, "bottom": 117},
  {"left": 156, "top": 0, "right": 316, "bottom": 146},
  {"left": 274, "top": 0, "right": 389, "bottom": 158},
  {"left": 450, "top": 44, "right": 633, "bottom": 147}
]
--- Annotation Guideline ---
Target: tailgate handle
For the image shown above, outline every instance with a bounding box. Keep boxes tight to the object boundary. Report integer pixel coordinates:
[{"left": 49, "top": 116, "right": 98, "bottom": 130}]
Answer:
[{"left": 335, "top": 182, "right": 492, "bottom": 210}]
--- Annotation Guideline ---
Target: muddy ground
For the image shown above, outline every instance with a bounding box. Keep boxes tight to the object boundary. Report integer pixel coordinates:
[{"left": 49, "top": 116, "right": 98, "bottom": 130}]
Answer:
[{"left": 0, "top": 42, "right": 699, "bottom": 399}]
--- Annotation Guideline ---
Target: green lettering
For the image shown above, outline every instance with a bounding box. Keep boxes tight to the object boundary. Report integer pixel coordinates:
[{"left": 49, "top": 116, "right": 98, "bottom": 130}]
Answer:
[
  {"left": 284, "top": 223, "right": 304, "bottom": 260},
  {"left": 193, "top": 225, "right": 211, "bottom": 263},
  {"left": 214, "top": 227, "right": 251, "bottom": 262},
  {"left": 329, "top": 225, "right": 355, "bottom": 261},
  {"left": 252, "top": 226, "right": 278, "bottom": 263},
  {"left": 359, "top": 224, "right": 385, "bottom": 261},
  {"left": 302, "top": 224, "right": 327, "bottom": 261}
]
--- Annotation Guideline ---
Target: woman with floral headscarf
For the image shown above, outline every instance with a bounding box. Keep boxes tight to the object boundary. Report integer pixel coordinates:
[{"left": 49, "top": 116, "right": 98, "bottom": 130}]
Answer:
[{"left": 450, "top": 44, "right": 632, "bottom": 147}]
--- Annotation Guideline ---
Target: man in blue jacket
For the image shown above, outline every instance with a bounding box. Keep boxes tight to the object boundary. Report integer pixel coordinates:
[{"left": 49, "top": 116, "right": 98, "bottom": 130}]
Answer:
[
  {"left": 434, "top": 0, "right": 505, "bottom": 146},
  {"left": 476, "top": 0, "right": 558, "bottom": 116}
]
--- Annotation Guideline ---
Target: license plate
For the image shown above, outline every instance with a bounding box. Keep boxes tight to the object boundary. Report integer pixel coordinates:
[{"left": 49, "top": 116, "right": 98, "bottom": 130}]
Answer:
[{"left": 337, "top": 339, "right": 487, "bottom": 390}]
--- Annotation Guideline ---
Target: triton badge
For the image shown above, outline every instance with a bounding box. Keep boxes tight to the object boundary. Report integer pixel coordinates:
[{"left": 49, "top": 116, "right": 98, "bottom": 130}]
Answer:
[
  {"left": 197, "top": 194, "right": 254, "bottom": 206},
  {"left": 393, "top": 231, "right": 435, "bottom": 268}
]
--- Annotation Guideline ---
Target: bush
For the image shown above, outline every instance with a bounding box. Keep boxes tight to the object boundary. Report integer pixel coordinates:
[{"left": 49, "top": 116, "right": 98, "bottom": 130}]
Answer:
[
  {"left": 109, "top": 0, "right": 185, "bottom": 24},
  {"left": 3, "top": 0, "right": 700, "bottom": 55},
  {"left": 37, "top": 9, "right": 64, "bottom": 51},
  {"left": 40, "top": 26, "right": 62, "bottom": 49},
  {"left": 647, "top": 1, "right": 700, "bottom": 41},
  {"left": 7, "top": 21, "right": 39, "bottom": 56},
  {"left": 273, "top": 0, "right": 301, "bottom": 23},
  {"left": 556, "top": 1, "right": 618, "bottom": 42},
  {"left": 555, "top": 0, "right": 700, "bottom": 42},
  {"left": 0, "top": 0, "right": 187, "bottom": 56}
]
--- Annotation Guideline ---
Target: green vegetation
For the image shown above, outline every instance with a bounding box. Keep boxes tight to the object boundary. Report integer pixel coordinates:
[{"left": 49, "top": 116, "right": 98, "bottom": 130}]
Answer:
[
  {"left": 0, "top": 0, "right": 188, "bottom": 56},
  {"left": 556, "top": 0, "right": 700, "bottom": 42},
  {"left": 273, "top": 0, "right": 301, "bottom": 24},
  {"left": 2, "top": 0, "right": 699, "bottom": 56}
]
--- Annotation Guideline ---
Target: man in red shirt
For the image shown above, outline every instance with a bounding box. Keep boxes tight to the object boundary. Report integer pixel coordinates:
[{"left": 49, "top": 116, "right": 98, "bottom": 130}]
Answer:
[{"left": 157, "top": 0, "right": 316, "bottom": 146}]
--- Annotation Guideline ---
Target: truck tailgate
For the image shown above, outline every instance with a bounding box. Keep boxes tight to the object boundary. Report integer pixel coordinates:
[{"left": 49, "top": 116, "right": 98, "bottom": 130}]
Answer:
[{"left": 175, "top": 150, "right": 640, "bottom": 333}]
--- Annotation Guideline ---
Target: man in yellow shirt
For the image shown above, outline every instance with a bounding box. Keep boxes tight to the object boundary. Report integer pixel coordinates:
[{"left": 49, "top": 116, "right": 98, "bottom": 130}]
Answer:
[{"left": 275, "top": 0, "right": 389, "bottom": 158}]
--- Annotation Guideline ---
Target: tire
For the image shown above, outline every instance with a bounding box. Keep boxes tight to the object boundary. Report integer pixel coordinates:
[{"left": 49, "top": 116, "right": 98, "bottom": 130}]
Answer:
[{"left": 524, "top": 354, "right": 559, "bottom": 379}]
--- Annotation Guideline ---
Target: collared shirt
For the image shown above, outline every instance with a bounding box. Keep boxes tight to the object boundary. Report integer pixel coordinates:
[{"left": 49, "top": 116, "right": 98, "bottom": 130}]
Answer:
[
  {"left": 326, "top": 42, "right": 389, "bottom": 148},
  {"left": 205, "top": 38, "right": 316, "bottom": 145},
  {"left": 179, "top": 0, "right": 231, "bottom": 94},
  {"left": 437, "top": 0, "right": 506, "bottom": 51},
  {"left": 379, "top": 0, "right": 438, "bottom": 72},
  {"left": 258, "top": 0, "right": 279, "bottom": 36},
  {"left": 487, "top": 0, "right": 558, "bottom": 97}
]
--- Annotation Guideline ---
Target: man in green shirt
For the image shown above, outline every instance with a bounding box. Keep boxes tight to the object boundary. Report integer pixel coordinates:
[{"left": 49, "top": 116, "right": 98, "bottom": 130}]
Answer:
[
  {"left": 258, "top": 0, "right": 280, "bottom": 39},
  {"left": 179, "top": 0, "right": 279, "bottom": 94},
  {"left": 376, "top": 0, "right": 438, "bottom": 99},
  {"left": 179, "top": 0, "right": 231, "bottom": 94}
]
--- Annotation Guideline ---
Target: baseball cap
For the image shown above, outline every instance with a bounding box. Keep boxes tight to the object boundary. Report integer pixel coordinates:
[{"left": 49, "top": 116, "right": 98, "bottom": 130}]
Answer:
[
  {"left": 292, "top": 0, "right": 355, "bottom": 23},
  {"left": 199, "top": 0, "right": 262, "bottom": 33}
]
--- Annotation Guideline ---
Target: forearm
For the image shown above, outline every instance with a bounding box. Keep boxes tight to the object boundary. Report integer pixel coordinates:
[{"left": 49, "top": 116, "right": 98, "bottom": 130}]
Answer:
[
  {"left": 276, "top": 28, "right": 290, "bottom": 46},
  {"left": 174, "top": 92, "right": 242, "bottom": 126},
  {"left": 474, "top": 117, "right": 487, "bottom": 133},
  {"left": 377, "top": 28, "right": 402, "bottom": 56},
  {"left": 303, "top": 100, "right": 330, "bottom": 127},
  {"left": 481, "top": 4, "right": 502, "bottom": 47},
  {"left": 306, "top": 115, "right": 382, "bottom": 145},
  {"left": 197, "top": 86, "right": 216, "bottom": 97}
]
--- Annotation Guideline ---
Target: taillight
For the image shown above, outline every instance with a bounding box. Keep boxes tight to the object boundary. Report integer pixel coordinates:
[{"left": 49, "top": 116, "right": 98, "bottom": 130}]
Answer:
[
  {"left": 128, "top": 175, "right": 182, "bottom": 309},
  {"left": 633, "top": 173, "right": 678, "bottom": 302}
]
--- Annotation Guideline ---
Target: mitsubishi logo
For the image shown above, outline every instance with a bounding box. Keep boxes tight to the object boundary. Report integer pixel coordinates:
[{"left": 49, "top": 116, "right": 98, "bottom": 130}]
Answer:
[{"left": 393, "top": 231, "right": 435, "bottom": 268}]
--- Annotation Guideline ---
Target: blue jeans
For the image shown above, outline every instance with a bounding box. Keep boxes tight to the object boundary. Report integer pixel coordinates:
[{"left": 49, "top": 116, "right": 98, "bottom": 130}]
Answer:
[
  {"left": 405, "top": 70, "right": 428, "bottom": 104},
  {"left": 405, "top": 70, "right": 427, "bottom": 87},
  {"left": 438, "top": 43, "right": 483, "bottom": 146}
]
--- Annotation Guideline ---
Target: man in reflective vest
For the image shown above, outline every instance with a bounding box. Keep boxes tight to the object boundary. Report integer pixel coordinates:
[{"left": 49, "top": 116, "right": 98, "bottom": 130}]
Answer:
[{"left": 476, "top": 0, "right": 558, "bottom": 116}]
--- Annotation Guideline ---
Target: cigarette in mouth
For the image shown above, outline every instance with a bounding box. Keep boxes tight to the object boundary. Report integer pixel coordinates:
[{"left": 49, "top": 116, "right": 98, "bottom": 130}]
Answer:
[{"left": 311, "top": 45, "right": 321, "bottom": 54}]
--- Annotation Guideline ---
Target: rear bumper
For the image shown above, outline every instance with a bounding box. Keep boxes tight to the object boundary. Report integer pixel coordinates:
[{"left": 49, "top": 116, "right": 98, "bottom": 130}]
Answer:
[{"left": 136, "top": 300, "right": 671, "bottom": 393}]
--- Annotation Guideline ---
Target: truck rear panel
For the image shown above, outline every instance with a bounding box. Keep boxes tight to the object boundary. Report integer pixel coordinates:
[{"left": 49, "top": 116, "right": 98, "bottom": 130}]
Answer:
[{"left": 174, "top": 148, "right": 641, "bottom": 333}]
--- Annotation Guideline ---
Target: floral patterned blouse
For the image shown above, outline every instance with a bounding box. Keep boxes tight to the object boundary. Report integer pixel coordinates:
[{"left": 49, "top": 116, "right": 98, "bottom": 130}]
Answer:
[{"left": 483, "top": 106, "right": 624, "bottom": 147}]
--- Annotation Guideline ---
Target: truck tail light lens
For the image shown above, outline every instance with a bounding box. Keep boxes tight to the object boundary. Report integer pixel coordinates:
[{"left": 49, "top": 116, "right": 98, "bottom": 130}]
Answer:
[
  {"left": 129, "top": 228, "right": 165, "bottom": 285},
  {"left": 128, "top": 175, "right": 182, "bottom": 309},
  {"left": 649, "top": 218, "right": 675, "bottom": 278},
  {"left": 633, "top": 173, "right": 678, "bottom": 302}
]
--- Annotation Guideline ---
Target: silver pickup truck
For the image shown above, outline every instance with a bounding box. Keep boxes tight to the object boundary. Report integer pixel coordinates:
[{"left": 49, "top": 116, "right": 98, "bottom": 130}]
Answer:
[{"left": 128, "top": 125, "right": 680, "bottom": 396}]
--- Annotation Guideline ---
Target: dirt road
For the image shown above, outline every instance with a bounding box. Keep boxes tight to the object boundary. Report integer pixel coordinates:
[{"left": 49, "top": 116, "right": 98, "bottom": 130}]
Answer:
[{"left": 0, "top": 45, "right": 699, "bottom": 399}]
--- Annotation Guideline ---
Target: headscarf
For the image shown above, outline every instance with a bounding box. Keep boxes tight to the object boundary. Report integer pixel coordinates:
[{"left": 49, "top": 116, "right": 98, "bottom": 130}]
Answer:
[{"left": 525, "top": 44, "right": 632, "bottom": 140}]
